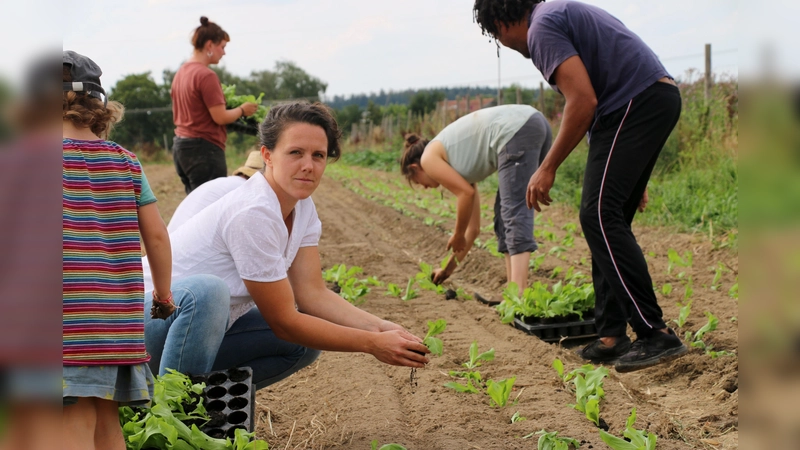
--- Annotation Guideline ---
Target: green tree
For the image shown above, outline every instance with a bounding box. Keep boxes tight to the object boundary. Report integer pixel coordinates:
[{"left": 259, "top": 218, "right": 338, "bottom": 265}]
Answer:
[
  {"left": 409, "top": 90, "right": 445, "bottom": 115},
  {"left": 334, "top": 104, "right": 363, "bottom": 134},
  {"left": 275, "top": 60, "right": 328, "bottom": 101},
  {"left": 108, "top": 72, "right": 172, "bottom": 150}
]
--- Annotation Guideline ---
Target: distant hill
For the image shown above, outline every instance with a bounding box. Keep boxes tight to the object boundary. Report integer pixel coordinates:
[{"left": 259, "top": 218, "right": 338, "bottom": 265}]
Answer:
[{"left": 324, "top": 86, "right": 499, "bottom": 109}]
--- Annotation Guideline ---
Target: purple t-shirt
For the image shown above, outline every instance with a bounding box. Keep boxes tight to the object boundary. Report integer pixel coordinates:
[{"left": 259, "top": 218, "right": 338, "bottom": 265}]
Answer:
[{"left": 527, "top": 1, "right": 670, "bottom": 118}]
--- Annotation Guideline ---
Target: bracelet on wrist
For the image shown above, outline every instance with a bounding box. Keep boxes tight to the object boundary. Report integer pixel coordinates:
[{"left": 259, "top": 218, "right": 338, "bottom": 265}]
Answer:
[{"left": 239, "top": 106, "right": 244, "bottom": 118}]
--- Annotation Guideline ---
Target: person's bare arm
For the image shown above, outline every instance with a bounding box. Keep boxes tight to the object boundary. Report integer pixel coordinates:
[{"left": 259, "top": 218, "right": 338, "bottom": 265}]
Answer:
[
  {"left": 138, "top": 203, "right": 171, "bottom": 298},
  {"left": 421, "top": 141, "right": 475, "bottom": 253},
  {"left": 244, "top": 248, "right": 428, "bottom": 367},
  {"left": 433, "top": 189, "right": 481, "bottom": 284},
  {"left": 208, "top": 102, "right": 259, "bottom": 125},
  {"left": 527, "top": 55, "right": 597, "bottom": 211}
]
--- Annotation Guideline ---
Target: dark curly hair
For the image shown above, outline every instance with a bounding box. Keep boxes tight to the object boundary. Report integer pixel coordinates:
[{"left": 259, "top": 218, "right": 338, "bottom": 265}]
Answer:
[
  {"left": 258, "top": 101, "right": 342, "bottom": 162},
  {"left": 473, "top": 0, "right": 545, "bottom": 37},
  {"left": 399, "top": 133, "right": 430, "bottom": 184}
]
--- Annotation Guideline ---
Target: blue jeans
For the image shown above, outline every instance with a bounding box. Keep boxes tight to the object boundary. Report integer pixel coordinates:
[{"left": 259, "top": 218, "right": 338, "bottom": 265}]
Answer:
[
  {"left": 212, "top": 307, "right": 321, "bottom": 390},
  {"left": 144, "top": 275, "right": 321, "bottom": 389}
]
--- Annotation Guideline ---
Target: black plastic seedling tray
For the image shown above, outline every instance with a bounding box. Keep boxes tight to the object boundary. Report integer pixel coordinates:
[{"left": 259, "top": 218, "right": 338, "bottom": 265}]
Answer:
[
  {"left": 189, "top": 367, "right": 256, "bottom": 439},
  {"left": 513, "top": 316, "right": 598, "bottom": 343}
]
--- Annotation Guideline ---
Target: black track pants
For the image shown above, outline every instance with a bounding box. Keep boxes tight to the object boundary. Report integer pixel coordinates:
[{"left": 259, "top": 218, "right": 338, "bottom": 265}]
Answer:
[{"left": 579, "top": 82, "right": 681, "bottom": 338}]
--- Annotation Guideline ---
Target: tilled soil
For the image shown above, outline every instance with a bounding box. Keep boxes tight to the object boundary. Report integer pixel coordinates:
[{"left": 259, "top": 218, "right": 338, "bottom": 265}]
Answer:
[{"left": 145, "top": 162, "right": 738, "bottom": 450}]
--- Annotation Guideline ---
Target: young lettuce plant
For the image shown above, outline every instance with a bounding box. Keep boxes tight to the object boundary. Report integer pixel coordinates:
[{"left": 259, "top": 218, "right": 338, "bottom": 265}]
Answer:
[
  {"left": 599, "top": 408, "right": 657, "bottom": 450},
  {"left": 510, "top": 411, "right": 526, "bottom": 424},
  {"left": 444, "top": 370, "right": 482, "bottom": 394},
  {"left": 423, "top": 319, "right": 447, "bottom": 356},
  {"left": 384, "top": 283, "right": 402, "bottom": 298},
  {"left": 463, "top": 341, "right": 495, "bottom": 370},
  {"left": 673, "top": 299, "right": 692, "bottom": 328},
  {"left": 401, "top": 278, "right": 418, "bottom": 301},
  {"left": 531, "top": 430, "right": 581, "bottom": 450},
  {"left": 486, "top": 376, "right": 517, "bottom": 407},
  {"left": 370, "top": 441, "right": 407, "bottom": 450}
]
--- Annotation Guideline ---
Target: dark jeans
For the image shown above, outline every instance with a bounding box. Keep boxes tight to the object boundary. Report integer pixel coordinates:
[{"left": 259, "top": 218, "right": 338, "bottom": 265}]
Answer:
[
  {"left": 579, "top": 82, "right": 681, "bottom": 338},
  {"left": 172, "top": 137, "right": 227, "bottom": 194}
]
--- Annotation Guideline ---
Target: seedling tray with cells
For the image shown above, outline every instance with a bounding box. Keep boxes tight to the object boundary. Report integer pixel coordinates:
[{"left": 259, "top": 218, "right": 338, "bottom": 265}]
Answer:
[{"left": 189, "top": 366, "right": 256, "bottom": 439}]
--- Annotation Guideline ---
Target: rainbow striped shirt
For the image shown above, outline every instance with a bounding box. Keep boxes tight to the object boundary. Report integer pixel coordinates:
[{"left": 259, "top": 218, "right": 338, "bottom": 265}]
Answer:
[{"left": 63, "top": 139, "right": 149, "bottom": 365}]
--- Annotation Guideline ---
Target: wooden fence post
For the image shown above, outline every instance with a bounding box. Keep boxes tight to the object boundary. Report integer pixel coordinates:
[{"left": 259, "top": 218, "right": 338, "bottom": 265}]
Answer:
[
  {"left": 705, "top": 43, "right": 712, "bottom": 101},
  {"left": 539, "top": 81, "right": 545, "bottom": 113}
]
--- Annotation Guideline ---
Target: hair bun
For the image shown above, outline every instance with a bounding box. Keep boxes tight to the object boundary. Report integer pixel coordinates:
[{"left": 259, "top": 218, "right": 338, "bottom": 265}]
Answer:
[
  {"left": 200, "top": 16, "right": 209, "bottom": 26},
  {"left": 406, "top": 134, "right": 419, "bottom": 145}
]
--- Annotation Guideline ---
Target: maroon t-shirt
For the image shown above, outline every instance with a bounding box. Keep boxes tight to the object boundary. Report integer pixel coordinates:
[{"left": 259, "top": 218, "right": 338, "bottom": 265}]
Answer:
[{"left": 171, "top": 62, "right": 227, "bottom": 150}]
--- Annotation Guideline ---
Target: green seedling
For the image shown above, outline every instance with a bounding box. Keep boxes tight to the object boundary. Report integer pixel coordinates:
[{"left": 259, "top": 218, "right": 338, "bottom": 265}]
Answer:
[
  {"left": 673, "top": 299, "right": 692, "bottom": 328},
  {"left": 579, "top": 256, "right": 588, "bottom": 266},
  {"left": 423, "top": 319, "right": 446, "bottom": 356},
  {"left": 683, "top": 276, "right": 694, "bottom": 299},
  {"left": 553, "top": 358, "right": 568, "bottom": 382},
  {"left": 710, "top": 262, "right": 729, "bottom": 291},
  {"left": 401, "top": 278, "right": 418, "bottom": 301},
  {"left": 532, "top": 430, "right": 580, "bottom": 450},
  {"left": 560, "top": 235, "right": 575, "bottom": 248},
  {"left": 661, "top": 283, "right": 673, "bottom": 296},
  {"left": 548, "top": 246, "right": 567, "bottom": 257},
  {"left": 339, "top": 278, "right": 370, "bottom": 305},
  {"left": 530, "top": 253, "right": 547, "bottom": 271},
  {"left": 415, "top": 261, "right": 446, "bottom": 294},
  {"left": 444, "top": 371, "right": 481, "bottom": 394},
  {"left": 550, "top": 266, "right": 564, "bottom": 279},
  {"left": 666, "top": 248, "right": 693, "bottom": 275},
  {"left": 510, "top": 411, "right": 526, "bottom": 423},
  {"left": 385, "top": 283, "right": 402, "bottom": 298},
  {"left": 323, "top": 263, "right": 363, "bottom": 285},
  {"left": 692, "top": 311, "right": 719, "bottom": 342},
  {"left": 222, "top": 84, "right": 268, "bottom": 123},
  {"left": 463, "top": 341, "right": 495, "bottom": 370},
  {"left": 370, "top": 441, "right": 407, "bottom": 450},
  {"left": 486, "top": 376, "right": 516, "bottom": 407},
  {"left": 729, "top": 280, "right": 738, "bottom": 299},
  {"left": 566, "top": 364, "right": 608, "bottom": 426},
  {"left": 599, "top": 408, "right": 657, "bottom": 450},
  {"left": 562, "top": 222, "right": 578, "bottom": 234},
  {"left": 361, "top": 275, "right": 383, "bottom": 287},
  {"left": 455, "top": 287, "right": 472, "bottom": 300}
]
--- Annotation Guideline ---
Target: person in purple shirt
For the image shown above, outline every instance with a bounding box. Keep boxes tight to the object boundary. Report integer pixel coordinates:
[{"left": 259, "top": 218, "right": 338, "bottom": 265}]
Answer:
[{"left": 473, "top": 0, "right": 687, "bottom": 373}]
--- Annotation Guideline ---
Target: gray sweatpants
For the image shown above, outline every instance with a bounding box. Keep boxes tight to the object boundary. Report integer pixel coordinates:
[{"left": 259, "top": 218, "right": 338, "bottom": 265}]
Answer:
[{"left": 494, "top": 113, "right": 552, "bottom": 255}]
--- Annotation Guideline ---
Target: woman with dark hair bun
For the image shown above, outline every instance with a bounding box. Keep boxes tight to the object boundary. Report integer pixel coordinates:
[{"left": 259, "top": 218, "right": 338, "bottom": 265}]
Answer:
[
  {"left": 170, "top": 16, "right": 259, "bottom": 194},
  {"left": 400, "top": 104, "right": 552, "bottom": 303}
]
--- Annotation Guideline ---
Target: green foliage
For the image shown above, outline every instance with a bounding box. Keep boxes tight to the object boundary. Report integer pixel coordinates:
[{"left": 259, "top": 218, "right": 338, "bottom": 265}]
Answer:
[
  {"left": 495, "top": 280, "right": 595, "bottom": 323},
  {"left": 108, "top": 72, "right": 172, "bottom": 153},
  {"left": 444, "top": 371, "right": 482, "bottom": 394},
  {"left": 409, "top": 90, "right": 446, "bottom": 115},
  {"left": 510, "top": 411, "right": 526, "bottom": 423},
  {"left": 533, "top": 430, "right": 580, "bottom": 450},
  {"left": 667, "top": 248, "right": 693, "bottom": 275},
  {"left": 370, "top": 441, "right": 407, "bottom": 450},
  {"left": 661, "top": 283, "right": 673, "bottom": 296},
  {"left": 463, "top": 341, "right": 495, "bottom": 370},
  {"left": 423, "top": 319, "right": 447, "bottom": 356},
  {"left": 485, "top": 377, "right": 517, "bottom": 407},
  {"left": 385, "top": 283, "right": 402, "bottom": 297},
  {"left": 119, "top": 370, "right": 269, "bottom": 450},
  {"left": 599, "top": 408, "right": 657, "bottom": 450},
  {"left": 340, "top": 149, "right": 401, "bottom": 171},
  {"left": 401, "top": 278, "right": 418, "bottom": 301},
  {"left": 673, "top": 300, "right": 692, "bottom": 328},
  {"left": 222, "top": 84, "right": 268, "bottom": 123}
]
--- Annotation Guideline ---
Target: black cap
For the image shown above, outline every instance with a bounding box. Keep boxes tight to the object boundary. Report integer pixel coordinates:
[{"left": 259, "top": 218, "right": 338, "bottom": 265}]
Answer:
[{"left": 63, "top": 50, "right": 106, "bottom": 106}]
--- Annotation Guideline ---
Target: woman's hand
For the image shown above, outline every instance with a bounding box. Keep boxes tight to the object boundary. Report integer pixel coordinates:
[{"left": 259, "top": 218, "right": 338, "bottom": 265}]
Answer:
[
  {"left": 370, "top": 330, "right": 429, "bottom": 367},
  {"left": 432, "top": 268, "right": 451, "bottom": 285},
  {"left": 447, "top": 233, "right": 467, "bottom": 254},
  {"left": 240, "top": 102, "right": 259, "bottom": 117},
  {"left": 526, "top": 167, "right": 556, "bottom": 212}
]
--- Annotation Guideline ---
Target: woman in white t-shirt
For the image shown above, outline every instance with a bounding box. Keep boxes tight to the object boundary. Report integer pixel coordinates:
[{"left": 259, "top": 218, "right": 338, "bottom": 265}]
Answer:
[{"left": 143, "top": 102, "right": 429, "bottom": 390}]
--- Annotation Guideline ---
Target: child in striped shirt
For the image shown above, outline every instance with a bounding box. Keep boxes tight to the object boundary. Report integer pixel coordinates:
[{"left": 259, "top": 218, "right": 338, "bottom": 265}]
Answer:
[{"left": 62, "top": 51, "right": 174, "bottom": 450}]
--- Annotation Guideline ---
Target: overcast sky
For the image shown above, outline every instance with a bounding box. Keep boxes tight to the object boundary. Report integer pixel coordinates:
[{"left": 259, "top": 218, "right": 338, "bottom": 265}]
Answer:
[{"left": 10, "top": 1, "right": 795, "bottom": 100}]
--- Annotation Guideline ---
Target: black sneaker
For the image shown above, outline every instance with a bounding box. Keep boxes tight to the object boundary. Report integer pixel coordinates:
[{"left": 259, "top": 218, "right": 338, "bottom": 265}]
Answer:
[
  {"left": 576, "top": 336, "right": 632, "bottom": 363},
  {"left": 614, "top": 328, "right": 688, "bottom": 373}
]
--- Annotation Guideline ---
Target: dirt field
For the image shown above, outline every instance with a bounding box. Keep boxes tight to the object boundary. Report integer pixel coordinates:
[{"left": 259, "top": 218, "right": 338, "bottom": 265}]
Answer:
[{"left": 144, "top": 161, "right": 738, "bottom": 450}]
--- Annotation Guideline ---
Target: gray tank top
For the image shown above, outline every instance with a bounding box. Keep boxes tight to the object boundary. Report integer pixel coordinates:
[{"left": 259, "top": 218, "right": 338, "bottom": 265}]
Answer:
[{"left": 433, "top": 105, "right": 538, "bottom": 184}]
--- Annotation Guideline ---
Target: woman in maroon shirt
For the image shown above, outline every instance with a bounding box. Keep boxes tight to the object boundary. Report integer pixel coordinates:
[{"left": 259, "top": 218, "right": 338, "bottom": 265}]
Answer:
[{"left": 170, "top": 16, "right": 258, "bottom": 193}]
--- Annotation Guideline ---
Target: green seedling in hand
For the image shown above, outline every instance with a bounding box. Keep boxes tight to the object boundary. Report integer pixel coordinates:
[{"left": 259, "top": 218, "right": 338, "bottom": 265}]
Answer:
[
  {"left": 463, "top": 341, "right": 495, "bottom": 370},
  {"left": 532, "top": 430, "right": 580, "bottom": 450},
  {"left": 599, "top": 408, "right": 657, "bottom": 450},
  {"left": 423, "top": 319, "right": 446, "bottom": 356},
  {"left": 486, "top": 376, "right": 516, "bottom": 407}
]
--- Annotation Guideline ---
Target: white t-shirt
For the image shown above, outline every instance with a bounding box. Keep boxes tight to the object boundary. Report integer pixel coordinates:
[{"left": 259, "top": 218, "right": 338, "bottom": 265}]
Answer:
[
  {"left": 144, "top": 172, "right": 322, "bottom": 326},
  {"left": 167, "top": 176, "right": 246, "bottom": 232}
]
